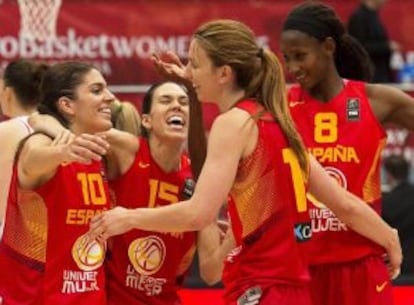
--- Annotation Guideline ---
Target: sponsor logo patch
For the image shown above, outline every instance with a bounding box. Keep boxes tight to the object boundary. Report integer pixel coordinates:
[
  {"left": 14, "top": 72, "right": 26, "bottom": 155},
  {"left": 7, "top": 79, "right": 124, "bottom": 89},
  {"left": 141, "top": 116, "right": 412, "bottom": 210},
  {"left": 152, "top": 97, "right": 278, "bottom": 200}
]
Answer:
[
  {"left": 294, "top": 222, "right": 312, "bottom": 242},
  {"left": 237, "top": 286, "right": 262, "bottom": 305},
  {"left": 346, "top": 98, "right": 360, "bottom": 121}
]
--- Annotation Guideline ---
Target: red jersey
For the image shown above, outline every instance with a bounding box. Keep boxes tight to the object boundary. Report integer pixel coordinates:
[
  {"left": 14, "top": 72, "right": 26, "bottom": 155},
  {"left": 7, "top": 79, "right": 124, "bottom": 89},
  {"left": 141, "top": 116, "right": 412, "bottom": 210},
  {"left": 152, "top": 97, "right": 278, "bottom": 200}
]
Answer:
[
  {"left": 0, "top": 160, "right": 110, "bottom": 305},
  {"left": 0, "top": 165, "right": 46, "bottom": 305},
  {"left": 222, "top": 100, "right": 310, "bottom": 303},
  {"left": 289, "top": 80, "right": 386, "bottom": 265},
  {"left": 107, "top": 138, "right": 196, "bottom": 305}
]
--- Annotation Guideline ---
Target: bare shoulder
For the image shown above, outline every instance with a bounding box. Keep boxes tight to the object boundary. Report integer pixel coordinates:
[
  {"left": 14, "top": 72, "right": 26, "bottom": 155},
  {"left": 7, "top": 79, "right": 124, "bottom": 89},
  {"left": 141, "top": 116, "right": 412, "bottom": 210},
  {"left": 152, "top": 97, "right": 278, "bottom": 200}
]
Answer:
[
  {"left": 210, "top": 108, "right": 254, "bottom": 134},
  {"left": 210, "top": 108, "right": 257, "bottom": 158},
  {"left": 0, "top": 120, "right": 33, "bottom": 150},
  {"left": 366, "top": 83, "right": 404, "bottom": 100},
  {"left": 366, "top": 84, "right": 414, "bottom": 124},
  {"left": 22, "top": 133, "right": 53, "bottom": 149},
  {"left": 366, "top": 83, "right": 414, "bottom": 106}
]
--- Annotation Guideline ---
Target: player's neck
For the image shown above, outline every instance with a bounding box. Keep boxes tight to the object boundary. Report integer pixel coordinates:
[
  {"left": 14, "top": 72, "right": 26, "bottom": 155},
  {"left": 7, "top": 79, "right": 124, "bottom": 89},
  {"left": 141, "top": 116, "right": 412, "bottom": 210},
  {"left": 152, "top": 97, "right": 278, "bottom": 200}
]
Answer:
[
  {"left": 7, "top": 104, "right": 35, "bottom": 118},
  {"left": 217, "top": 88, "right": 245, "bottom": 113},
  {"left": 309, "top": 74, "right": 344, "bottom": 103},
  {"left": 149, "top": 137, "right": 183, "bottom": 173}
]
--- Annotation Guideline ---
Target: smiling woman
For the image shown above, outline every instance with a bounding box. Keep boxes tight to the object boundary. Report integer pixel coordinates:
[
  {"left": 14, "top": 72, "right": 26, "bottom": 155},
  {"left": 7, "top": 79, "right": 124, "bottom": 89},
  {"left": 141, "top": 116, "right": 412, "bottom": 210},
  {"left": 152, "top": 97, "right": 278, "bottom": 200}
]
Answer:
[
  {"left": 91, "top": 81, "right": 225, "bottom": 305},
  {"left": 139, "top": 81, "right": 189, "bottom": 141},
  {"left": 280, "top": 2, "right": 414, "bottom": 305},
  {"left": 0, "top": 61, "right": 114, "bottom": 305},
  {"left": 88, "top": 19, "right": 401, "bottom": 305}
]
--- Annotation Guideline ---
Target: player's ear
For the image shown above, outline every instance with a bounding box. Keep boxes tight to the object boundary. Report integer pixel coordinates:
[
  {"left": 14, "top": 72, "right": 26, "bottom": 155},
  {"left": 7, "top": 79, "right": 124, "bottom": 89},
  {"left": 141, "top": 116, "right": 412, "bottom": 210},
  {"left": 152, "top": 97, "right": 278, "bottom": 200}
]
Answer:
[
  {"left": 218, "top": 64, "right": 234, "bottom": 85},
  {"left": 141, "top": 114, "right": 152, "bottom": 131},
  {"left": 57, "top": 96, "right": 76, "bottom": 117},
  {"left": 322, "top": 37, "right": 336, "bottom": 58}
]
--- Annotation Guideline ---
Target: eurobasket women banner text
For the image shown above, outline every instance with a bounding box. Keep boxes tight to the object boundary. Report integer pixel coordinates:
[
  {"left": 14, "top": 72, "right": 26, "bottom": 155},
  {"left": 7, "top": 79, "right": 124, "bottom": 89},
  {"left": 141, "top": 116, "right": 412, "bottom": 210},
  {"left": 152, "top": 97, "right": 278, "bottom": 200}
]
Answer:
[{"left": 0, "top": 0, "right": 413, "bottom": 85}]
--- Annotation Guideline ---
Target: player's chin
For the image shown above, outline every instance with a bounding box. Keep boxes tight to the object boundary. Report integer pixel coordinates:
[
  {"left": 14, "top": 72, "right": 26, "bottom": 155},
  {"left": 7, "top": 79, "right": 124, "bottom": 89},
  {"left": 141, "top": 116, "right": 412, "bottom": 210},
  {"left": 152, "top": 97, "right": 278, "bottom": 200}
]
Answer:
[
  {"left": 94, "top": 119, "right": 113, "bottom": 133},
  {"left": 194, "top": 89, "right": 211, "bottom": 104},
  {"left": 166, "top": 130, "right": 187, "bottom": 142}
]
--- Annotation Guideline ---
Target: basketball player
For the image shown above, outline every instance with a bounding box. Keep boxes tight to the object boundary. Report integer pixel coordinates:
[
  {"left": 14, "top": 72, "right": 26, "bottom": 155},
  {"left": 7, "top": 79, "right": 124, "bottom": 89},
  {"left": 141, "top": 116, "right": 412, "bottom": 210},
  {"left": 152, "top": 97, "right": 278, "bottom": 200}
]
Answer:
[
  {"left": 0, "top": 60, "right": 48, "bottom": 237},
  {"left": 29, "top": 79, "right": 230, "bottom": 304},
  {"left": 0, "top": 61, "right": 113, "bottom": 305},
  {"left": 280, "top": 2, "right": 414, "bottom": 305},
  {"left": 89, "top": 20, "right": 401, "bottom": 305},
  {"left": 103, "top": 81, "right": 223, "bottom": 305}
]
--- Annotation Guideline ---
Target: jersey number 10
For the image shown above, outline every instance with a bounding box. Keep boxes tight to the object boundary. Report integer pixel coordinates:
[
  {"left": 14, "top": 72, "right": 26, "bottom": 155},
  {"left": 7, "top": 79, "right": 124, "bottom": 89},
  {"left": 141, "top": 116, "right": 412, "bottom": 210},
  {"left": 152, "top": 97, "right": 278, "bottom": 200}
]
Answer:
[{"left": 77, "top": 173, "right": 107, "bottom": 206}]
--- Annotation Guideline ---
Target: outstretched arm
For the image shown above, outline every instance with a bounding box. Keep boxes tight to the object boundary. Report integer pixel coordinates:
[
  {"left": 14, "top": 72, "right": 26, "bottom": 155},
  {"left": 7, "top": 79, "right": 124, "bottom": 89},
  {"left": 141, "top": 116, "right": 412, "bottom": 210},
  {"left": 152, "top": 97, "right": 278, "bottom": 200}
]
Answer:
[
  {"left": 18, "top": 133, "right": 109, "bottom": 189},
  {"left": 308, "top": 155, "right": 402, "bottom": 279},
  {"left": 103, "top": 128, "right": 138, "bottom": 179},
  {"left": 28, "top": 112, "right": 66, "bottom": 137},
  {"left": 28, "top": 112, "right": 139, "bottom": 180},
  {"left": 88, "top": 109, "right": 254, "bottom": 238}
]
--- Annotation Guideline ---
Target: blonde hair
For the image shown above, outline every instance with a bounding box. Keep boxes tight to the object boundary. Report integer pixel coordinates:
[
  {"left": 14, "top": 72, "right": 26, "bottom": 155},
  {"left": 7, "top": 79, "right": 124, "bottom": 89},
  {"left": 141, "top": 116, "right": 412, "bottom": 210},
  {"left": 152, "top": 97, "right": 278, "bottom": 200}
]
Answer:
[
  {"left": 194, "top": 19, "right": 308, "bottom": 175},
  {"left": 111, "top": 100, "right": 141, "bottom": 136}
]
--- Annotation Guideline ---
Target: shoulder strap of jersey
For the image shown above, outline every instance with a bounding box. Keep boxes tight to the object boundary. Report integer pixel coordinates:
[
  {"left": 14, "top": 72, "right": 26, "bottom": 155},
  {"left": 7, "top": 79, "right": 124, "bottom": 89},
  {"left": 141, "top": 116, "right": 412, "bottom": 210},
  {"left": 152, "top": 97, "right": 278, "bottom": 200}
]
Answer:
[
  {"left": 344, "top": 79, "right": 366, "bottom": 95},
  {"left": 235, "top": 99, "right": 273, "bottom": 121},
  {"left": 15, "top": 116, "right": 33, "bottom": 134}
]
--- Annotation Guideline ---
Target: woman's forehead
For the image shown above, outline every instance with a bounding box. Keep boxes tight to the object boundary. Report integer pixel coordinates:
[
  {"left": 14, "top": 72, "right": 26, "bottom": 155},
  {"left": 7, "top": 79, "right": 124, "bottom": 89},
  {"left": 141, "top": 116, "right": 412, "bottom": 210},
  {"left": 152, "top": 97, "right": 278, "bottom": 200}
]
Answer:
[
  {"left": 81, "top": 68, "right": 106, "bottom": 86},
  {"left": 153, "top": 82, "right": 187, "bottom": 98}
]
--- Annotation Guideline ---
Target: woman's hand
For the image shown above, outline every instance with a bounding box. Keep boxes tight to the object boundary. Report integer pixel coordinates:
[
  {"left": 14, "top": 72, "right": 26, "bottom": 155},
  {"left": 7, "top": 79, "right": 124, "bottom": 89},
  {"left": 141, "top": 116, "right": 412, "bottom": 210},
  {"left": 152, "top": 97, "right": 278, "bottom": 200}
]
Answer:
[
  {"left": 88, "top": 206, "right": 133, "bottom": 242},
  {"left": 60, "top": 133, "right": 109, "bottom": 164},
  {"left": 51, "top": 129, "right": 74, "bottom": 146},
  {"left": 384, "top": 229, "right": 402, "bottom": 279},
  {"left": 151, "top": 51, "right": 191, "bottom": 86}
]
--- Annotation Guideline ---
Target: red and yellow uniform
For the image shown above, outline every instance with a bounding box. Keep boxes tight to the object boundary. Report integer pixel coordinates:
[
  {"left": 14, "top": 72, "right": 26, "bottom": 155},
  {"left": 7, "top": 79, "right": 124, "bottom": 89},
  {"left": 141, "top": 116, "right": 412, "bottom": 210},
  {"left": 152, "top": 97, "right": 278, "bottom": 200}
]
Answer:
[
  {"left": 0, "top": 160, "right": 109, "bottom": 305},
  {"left": 107, "top": 138, "right": 196, "bottom": 305},
  {"left": 289, "top": 80, "right": 392, "bottom": 305},
  {"left": 222, "top": 100, "right": 311, "bottom": 305}
]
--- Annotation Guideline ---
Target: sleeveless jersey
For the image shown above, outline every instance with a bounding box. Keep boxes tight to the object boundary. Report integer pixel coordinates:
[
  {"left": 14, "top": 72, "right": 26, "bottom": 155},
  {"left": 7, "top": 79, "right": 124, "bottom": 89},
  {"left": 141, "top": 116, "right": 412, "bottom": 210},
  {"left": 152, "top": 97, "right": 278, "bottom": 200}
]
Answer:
[
  {"left": 222, "top": 100, "right": 310, "bottom": 303},
  {"left": 0, "top": 164, "right": 46, "bottom": 305},
  {"left": 0, "top": 115, "right": 33, "bottom": 238},
  {"left": 0, "top": 159, "right": 110, "bottom": 305},
  {"left": 107, "top": 138, "right": 196, "bottom": 305},
  {"left": 288, "top": 80, "right": 386, "bottom": 265}
]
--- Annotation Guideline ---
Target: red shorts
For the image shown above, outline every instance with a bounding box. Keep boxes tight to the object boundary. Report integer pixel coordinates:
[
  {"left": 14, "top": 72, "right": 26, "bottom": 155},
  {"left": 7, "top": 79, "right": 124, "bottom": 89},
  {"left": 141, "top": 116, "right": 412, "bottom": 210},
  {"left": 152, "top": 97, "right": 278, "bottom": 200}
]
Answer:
[
  {"left": 309, "top": 255, "right": 393, "bottom": 305},
  {"left": 227, "top": 284, "right": 312, "bottom": 305}
]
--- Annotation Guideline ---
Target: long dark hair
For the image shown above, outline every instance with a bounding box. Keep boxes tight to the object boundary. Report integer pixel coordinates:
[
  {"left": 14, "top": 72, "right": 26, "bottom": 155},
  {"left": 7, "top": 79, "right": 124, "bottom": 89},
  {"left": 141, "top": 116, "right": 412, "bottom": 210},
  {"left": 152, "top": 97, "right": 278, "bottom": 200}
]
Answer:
[
  {"left": 283, "top": 1, "right": 373, "bottom": 82},
  {"left": 37, "top": 61, "right": 95, "bottom": 127},
  {"left": 3, "top": 60, "right": 49, "bottom": 109}
]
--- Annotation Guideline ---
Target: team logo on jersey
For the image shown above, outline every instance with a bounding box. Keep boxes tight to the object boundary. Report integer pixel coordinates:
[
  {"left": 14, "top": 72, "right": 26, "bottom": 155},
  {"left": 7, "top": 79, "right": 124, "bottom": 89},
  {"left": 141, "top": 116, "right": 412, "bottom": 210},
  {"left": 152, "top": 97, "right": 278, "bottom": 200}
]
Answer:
[
  {"left": 128, "top": 236, "right": 166, "bottom": 275},
  {"left": 237, "top": 286, "right": 262, "bottom": 305},
  {"left": 181, "top": 178, "right": 195, "bottom": 199},
  {"left": 307, "top": 166, "right": 347, "bottom": 209},
  {"left": 376, "top": 281, "right": 388, "bottom": 293},
  {"left": 346, "top": 98, "right": 360, "bottom": 121},
  {"left": 72, "top": 234, "right": 106, "bottom": 271}
]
